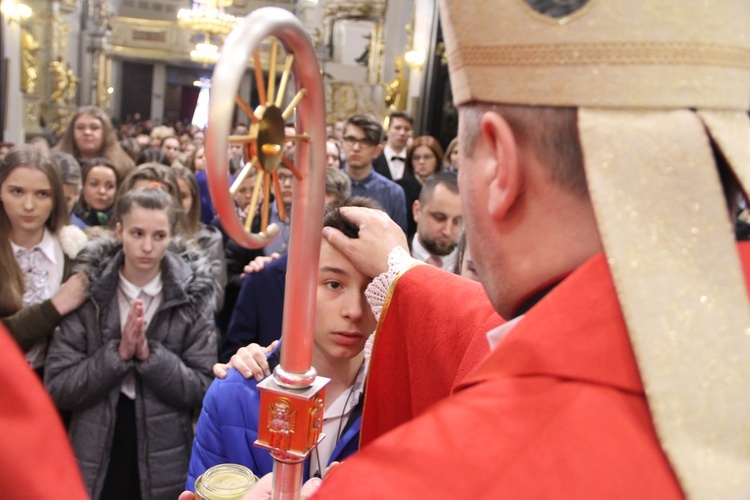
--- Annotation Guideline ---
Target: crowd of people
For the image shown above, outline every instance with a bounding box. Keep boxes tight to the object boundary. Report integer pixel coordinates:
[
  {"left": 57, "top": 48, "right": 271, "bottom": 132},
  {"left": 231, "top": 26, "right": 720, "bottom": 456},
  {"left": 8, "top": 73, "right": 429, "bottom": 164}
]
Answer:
[
  {"left": 0, "top": 97, "right": 471, "bottom": 498},
  {"left": 3, "top": 0, "right": 750, "bottom": 498}
]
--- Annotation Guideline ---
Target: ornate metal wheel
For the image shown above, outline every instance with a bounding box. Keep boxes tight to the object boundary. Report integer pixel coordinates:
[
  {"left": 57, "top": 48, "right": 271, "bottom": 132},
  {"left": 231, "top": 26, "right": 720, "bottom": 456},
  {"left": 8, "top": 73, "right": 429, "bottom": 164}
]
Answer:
[{"left": 205, "top": 7, "right": 326, "bottom": 250}]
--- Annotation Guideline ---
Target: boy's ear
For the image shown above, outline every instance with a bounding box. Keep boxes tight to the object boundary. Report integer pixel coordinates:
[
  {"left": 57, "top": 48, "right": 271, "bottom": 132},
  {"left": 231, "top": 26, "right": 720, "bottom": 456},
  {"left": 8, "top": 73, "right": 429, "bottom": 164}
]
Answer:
[
  {"left": 481, "top": 112, "right": 521, "bottom": 221},
  {"left": 115, "top": 222, "right": 123, "bottom": 240}
]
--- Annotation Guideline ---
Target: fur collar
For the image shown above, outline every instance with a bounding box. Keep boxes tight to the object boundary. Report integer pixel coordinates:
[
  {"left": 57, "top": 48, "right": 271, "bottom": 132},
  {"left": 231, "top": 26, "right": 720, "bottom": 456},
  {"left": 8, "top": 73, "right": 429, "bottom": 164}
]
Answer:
[
  {"left": 58, "top": 224, "right": 88, "bottom": 259},
  {"left": 74, "top": 233, "right": 218, "bottom": 316}
]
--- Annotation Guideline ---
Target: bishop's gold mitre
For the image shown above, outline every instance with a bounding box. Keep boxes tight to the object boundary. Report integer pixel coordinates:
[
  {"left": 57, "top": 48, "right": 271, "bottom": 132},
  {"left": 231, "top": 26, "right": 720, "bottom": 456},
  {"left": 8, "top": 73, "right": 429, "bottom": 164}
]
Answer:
[
  {"left": 441, "top": 0, "right": 750, "bottom": 109},
  {"left": 439, "top": 1, "right": 750, "bottom": 498}
]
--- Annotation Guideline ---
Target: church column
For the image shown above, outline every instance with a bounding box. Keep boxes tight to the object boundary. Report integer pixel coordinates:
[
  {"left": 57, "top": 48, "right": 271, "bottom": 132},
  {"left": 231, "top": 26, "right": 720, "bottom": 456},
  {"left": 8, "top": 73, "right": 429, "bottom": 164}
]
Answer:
[
  {"left": 108, "top": 57, "right": 121, "bottom": 118},
  {"left": 1, "top": 10, "right": 24, "bottom": 142},
  {"left": 410, "top": 0, "right": 437, "bottom": 131},
  {"left": 151, "top": 62, "right": 166, "bottom": 124}
]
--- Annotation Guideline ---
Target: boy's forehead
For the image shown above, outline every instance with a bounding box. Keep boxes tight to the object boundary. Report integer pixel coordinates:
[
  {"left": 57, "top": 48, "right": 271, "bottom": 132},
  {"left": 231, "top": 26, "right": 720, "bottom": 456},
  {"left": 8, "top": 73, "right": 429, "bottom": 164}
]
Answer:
[
  {"left": 389, "top": 117, "right": 411, "bottom": 130},
  {"left": 319, "top": 238, "right": 357, "bottom": 277}
]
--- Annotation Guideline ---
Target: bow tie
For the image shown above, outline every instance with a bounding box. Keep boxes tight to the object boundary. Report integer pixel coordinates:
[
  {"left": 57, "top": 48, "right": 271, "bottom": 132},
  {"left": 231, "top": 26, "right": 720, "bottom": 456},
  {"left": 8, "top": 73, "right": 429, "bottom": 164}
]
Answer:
[{"left": 391, "top": 156, "right": 406, "bottom": 162}]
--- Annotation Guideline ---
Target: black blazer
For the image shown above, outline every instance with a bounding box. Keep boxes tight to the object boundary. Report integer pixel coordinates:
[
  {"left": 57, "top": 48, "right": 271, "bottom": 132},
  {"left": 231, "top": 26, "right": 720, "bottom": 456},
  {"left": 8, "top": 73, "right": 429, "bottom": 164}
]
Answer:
[{"left": 373, "top": 152, "right": 393, "bottom": 180}]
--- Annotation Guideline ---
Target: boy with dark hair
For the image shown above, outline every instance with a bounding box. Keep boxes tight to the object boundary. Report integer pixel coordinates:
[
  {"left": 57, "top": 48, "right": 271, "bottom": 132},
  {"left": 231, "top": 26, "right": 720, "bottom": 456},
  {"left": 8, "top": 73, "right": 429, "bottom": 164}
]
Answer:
[
  {"left": 373, "top": 111, "right": 414, "bottom": 181},
  {"left": 187, "top": 198, "right": 381, "bottom": 488},
  {"left": 341, "top": 114, "right": 408, "bottom": 233}
]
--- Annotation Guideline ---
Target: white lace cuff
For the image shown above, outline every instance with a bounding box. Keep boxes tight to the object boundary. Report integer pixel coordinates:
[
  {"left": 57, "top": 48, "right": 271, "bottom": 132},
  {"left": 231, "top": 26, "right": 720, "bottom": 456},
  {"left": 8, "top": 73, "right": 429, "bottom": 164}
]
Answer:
[{"left": 365, "top": 246, "right": 421, "bottom": 321}]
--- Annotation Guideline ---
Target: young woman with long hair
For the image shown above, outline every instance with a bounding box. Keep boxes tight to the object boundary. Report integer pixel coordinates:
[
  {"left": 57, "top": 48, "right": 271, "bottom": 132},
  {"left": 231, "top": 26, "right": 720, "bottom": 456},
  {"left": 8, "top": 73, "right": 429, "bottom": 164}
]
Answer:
[
  {"left": 0, "top": 144, "right": 88, "bottom": 371},
  {"left": 54, "top": 105, "right": 135, "bottom": 179},
  {"left": 172, "top": 167, "right": 226, "bottom": 300}
]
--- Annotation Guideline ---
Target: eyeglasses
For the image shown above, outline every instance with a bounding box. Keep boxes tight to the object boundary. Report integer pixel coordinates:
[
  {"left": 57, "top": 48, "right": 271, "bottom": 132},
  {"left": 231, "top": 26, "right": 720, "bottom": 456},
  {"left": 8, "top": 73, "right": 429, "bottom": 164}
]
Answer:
[
  {"left": 413, "top": 154, "right": 436, "bottom": 162},
  {"left": 278, "top": 172, "right": 295, "bottom": 183},
  {"left": 343, "top": 135, "right": 375, "bottom": 148}
]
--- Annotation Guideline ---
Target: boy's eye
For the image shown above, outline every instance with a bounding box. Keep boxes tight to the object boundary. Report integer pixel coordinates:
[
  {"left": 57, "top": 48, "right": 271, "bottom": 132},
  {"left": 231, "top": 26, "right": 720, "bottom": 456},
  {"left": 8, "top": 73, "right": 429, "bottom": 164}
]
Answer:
[{"left": 325, "top": 281, "right": 342, "bottom": 291}]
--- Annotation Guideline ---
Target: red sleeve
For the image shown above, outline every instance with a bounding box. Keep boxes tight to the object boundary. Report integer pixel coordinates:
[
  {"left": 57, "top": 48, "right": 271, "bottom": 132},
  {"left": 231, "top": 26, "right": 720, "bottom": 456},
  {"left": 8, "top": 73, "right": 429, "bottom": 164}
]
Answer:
[
  {"left": 360, "top": 265, "right": 502, "bottom": 447},
  {"left": 0, "top": 323, "right": 88, "bottom": 499}
]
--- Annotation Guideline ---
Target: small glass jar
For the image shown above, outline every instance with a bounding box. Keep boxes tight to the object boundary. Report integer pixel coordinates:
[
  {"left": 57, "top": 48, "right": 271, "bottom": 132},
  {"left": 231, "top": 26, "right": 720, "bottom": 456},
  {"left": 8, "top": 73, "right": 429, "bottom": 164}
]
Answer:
[{"left": 195, "top": 463, "right": 258, "bottom": 500}]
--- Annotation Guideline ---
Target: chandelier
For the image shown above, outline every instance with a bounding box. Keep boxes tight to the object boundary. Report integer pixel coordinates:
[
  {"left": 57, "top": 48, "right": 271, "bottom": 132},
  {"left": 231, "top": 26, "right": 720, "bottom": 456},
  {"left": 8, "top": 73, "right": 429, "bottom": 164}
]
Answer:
[
  {"left": 190, "top": 38, "right": 221, "bottom": 65},
  {"left": 178, "top": 0, "right": 238, "bottom": 63},
  {"left": 177, "top": 0, "right": 236, "bottom": 34}
]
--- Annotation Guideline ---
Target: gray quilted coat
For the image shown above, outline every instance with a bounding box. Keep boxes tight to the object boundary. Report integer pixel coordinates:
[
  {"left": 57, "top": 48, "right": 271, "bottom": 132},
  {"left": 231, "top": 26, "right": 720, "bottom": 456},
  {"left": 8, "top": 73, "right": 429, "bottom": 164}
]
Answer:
[{"left": 45, "top": 235, "right": 217, "bottom": 500}]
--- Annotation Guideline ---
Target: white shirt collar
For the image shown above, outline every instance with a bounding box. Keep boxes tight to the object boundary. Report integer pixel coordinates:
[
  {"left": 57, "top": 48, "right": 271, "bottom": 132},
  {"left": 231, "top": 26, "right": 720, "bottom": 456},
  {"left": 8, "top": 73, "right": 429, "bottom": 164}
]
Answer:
[
  {"left": 118, "top": 270, "right": 163, "bottom": 300},
  {"left": 486, "top": 315, "right": 524, "bottom": 350},
  {"left": 10, "top": 228, "right": 58, "bottom": 265},
  {"left": 383, "top": 144, "right": 405, "bottom": 160},
  {"left": 383, "top": 145, "right": 406, "bottom": 180},
  {"left": 324, "top": 357, "right": 369, "bottom": 420}
]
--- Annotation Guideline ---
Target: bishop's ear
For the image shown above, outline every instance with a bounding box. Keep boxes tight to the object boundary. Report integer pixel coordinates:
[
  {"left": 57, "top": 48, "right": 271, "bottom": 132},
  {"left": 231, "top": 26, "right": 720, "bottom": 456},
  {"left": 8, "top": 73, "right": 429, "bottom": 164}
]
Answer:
[{"left": 480, "top": 111, "right": 521, "bottom": 221}]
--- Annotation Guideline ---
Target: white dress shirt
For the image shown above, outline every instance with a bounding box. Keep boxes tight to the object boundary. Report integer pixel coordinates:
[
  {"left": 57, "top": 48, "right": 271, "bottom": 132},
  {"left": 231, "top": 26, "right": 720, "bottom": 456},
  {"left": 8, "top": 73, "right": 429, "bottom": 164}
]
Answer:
[
  {"left": 117, "top": 270, "right": 163, "bottom": 399},
  {"left": 11, "top": 228, "right": 64, "bottom": 368},
  {"left": 383, "top": 144, "right": 406, "bottom": 181},
  {"left": 310, "top": 358, "right": 369, "bottom": 478}
]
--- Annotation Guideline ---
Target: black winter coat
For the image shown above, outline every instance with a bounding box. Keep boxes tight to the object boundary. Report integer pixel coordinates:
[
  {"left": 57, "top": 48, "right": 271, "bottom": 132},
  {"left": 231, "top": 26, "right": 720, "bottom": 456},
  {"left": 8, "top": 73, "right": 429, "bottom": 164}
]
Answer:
[{"left": 45, "top": 236, "right": 218, "bottom": 500}]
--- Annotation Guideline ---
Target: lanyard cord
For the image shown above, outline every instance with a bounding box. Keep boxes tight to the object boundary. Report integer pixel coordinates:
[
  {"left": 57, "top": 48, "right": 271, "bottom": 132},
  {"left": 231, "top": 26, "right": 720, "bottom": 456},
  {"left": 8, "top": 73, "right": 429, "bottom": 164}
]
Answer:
[{"left": 312, "top": 361, "right": 365, "bottom": 478}]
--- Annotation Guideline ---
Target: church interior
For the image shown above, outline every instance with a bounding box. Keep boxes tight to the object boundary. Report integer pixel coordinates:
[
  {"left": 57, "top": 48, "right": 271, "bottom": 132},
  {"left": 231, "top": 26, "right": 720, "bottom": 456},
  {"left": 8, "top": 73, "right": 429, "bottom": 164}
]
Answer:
[{"left": 0, "top": 0, "right": 457, "bottom": 147}]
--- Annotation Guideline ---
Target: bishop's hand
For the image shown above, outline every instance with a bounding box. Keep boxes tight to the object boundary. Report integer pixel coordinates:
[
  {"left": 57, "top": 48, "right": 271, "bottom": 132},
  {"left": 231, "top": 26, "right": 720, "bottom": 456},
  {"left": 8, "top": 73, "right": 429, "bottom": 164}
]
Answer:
[{"left": 322, "top": 206, "right": 408, "bottom": 279}]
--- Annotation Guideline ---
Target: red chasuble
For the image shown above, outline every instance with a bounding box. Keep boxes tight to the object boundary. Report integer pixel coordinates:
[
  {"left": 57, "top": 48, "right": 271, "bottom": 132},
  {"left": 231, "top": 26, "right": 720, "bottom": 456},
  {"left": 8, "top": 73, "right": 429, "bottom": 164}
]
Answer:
[
  {"left": 315, "top": 243, "right": 750, "bottom": 498},
  {"left": 359, "top": 265, "right": 501, "bottom": 447},
  {"left": 0, "top": 323, "right": 87, "bottom": 498}
]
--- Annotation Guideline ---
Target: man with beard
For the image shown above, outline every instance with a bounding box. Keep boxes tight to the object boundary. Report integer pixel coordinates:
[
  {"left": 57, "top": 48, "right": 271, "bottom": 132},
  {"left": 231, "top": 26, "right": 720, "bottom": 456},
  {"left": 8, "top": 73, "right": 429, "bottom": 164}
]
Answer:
[{"left": 410, "top": 172, "right": 462, "bottom": 271}]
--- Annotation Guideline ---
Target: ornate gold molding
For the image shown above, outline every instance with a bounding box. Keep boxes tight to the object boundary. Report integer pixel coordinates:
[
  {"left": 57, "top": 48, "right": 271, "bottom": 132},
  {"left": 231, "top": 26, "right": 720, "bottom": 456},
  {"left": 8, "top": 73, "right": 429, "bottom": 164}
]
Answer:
[
  {"left": 20, "top": 28, "right": 39, "bottom": 95},
  {"left": 325, "top": 81, "right": 380, "bottom": 122},
  {"left": 324, "top": 1, "right": 386, "bottom": 19}
]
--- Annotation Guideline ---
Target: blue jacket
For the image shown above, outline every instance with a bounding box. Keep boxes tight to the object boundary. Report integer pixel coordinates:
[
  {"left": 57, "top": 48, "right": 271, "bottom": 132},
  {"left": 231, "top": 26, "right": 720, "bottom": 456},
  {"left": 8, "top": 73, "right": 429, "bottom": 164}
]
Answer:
[
  {"left": 195, "top": 170, "right": 216, "bottom": 225},
  {"left": 186, "top": 366, "right": 362, "bottom": 490}
]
